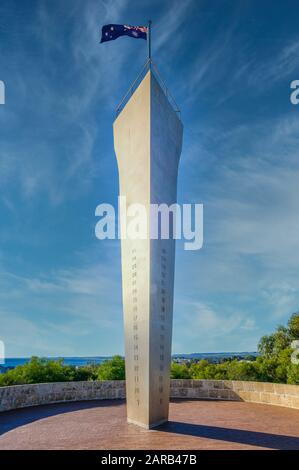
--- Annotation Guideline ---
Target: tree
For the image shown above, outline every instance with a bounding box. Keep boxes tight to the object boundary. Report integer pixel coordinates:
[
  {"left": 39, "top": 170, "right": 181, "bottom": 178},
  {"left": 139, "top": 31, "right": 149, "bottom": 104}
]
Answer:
[
  {"left": 97, "top": 355, "right": 125, "bottom": 380},
  {"left": 171, "top": 363, "right": 191, "bottom": 379},
  {"left": 258, "top": 334, "right": 275, "bottom": 357},
  {"left": 258, "top": 326, "right": 290, "bottom": 358},
  {"left": 288, "top": 312, "right": 299, "bottom": 339},
  {"left": 189, "top": 360, "right": 219, "bottom": 379},
  {"left": 0, "top": 357, "right": 80, "bottom": 386},
  {"left": 272, "top": 326, "right": 291, "bottom": 354},
  {"left": 224, "top": 360, "right": 259, "bottom": 381},
  {"left": 287, "top": 364, "right": 299, "bottom": 384}
]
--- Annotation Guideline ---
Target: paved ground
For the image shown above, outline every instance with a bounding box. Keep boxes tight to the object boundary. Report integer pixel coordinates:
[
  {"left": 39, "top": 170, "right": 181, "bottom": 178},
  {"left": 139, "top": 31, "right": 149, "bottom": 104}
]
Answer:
[{"left": 0, "top": 399, "right": 299, "bottom": 450}]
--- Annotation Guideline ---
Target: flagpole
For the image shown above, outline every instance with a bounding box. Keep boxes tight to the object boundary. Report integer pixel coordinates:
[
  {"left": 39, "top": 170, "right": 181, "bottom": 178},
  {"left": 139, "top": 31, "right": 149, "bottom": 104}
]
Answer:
[{"left": 148, "top": 20, "right": 152, "bottom": 67}]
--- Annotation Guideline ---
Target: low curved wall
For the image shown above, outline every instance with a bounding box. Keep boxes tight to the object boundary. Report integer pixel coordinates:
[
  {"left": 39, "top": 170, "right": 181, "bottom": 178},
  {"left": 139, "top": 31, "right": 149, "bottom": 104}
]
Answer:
[
  {"left": 170, "top": 379, "right": 299, "bottom": 409},
  {"left": 0, "top": 379, "right": 298, "bottom": 412},
  {"left": 0, "top": 380, "right": 126, "bottom": 412}
]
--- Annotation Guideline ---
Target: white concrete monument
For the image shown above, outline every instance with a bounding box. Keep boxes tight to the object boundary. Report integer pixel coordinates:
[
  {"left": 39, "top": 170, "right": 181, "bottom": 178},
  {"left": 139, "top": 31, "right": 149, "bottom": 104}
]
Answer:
[{"left": 113, "top": 69, "right": 183, "bottom": 428}]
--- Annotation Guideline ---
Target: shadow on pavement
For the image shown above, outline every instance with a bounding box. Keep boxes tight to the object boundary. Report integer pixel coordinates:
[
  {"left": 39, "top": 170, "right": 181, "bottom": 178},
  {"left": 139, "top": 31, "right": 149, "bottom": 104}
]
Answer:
[
  {"left": 159, "top": 420, "right": 299, "bottom": 450},
  {"left": 0, "top": 399, "right": 125, "bottom": 436}
]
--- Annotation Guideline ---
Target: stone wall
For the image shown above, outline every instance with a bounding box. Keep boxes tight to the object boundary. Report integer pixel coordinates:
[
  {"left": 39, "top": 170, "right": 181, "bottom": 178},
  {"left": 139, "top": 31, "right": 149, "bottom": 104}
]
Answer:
[
  {"left": 0, "top": 381, "right": 125, "bottom": 412},
  {"left": 0, "top": 379, "right": 299, "bottom": 413},
  {"left": 170, "top": 379, "right": 299, "bottom": 409}
]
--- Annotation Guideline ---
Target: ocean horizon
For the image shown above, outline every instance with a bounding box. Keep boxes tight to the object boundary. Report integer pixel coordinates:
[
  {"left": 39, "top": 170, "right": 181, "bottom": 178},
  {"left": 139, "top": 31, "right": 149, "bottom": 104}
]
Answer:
[{"left": 1, "top": 351, "right": 258, "bottom": 370}]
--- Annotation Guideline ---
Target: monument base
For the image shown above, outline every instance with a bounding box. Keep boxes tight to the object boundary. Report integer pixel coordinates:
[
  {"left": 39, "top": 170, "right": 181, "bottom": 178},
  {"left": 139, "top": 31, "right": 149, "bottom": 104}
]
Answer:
[{"left": 127, "top": 417, "right": 168, "bottom": 429}]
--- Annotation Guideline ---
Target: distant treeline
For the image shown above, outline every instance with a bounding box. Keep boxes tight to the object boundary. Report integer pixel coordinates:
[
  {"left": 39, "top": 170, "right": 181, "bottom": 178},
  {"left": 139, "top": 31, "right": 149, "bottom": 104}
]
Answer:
[{"left": 0, "top": 313, "right": 299, "bottom": 387}]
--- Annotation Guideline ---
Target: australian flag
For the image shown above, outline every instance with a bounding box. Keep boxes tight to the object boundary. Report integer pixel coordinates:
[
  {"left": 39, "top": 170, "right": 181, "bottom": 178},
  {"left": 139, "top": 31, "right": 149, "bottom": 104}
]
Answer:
[{"left": 100, "top": 24, "right": 148, "bottom": 43}]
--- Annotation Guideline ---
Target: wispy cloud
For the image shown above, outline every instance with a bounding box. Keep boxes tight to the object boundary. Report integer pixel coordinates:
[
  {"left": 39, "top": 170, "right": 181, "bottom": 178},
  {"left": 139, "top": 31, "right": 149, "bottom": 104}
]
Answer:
[
  {"left": 173, "top": 299, "right": 258, "bottom": 353},
  {"left": 177, "top": 108, "right": 299, "bottom": 331},
  {"left": 0, "top": 248, "right": 123, "bottom": 356},
  {"left": 248, "top": 39, "right": 299, "bottom": 88},
  {"left": 0, "top": 0, "right": 133, "bottom": 208}
]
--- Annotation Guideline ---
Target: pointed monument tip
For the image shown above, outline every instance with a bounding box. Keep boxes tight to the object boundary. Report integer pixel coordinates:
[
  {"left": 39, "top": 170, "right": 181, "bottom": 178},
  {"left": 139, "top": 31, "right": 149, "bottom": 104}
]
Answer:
[{"left": 115, "top": 59, "right": 181, "bottom": 122}]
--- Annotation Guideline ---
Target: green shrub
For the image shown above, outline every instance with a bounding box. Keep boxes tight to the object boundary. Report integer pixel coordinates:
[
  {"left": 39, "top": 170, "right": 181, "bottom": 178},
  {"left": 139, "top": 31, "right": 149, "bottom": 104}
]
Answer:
[
  {"left": 171, "top": 363, "right": 191, "bottom": 379},
  {"left": 188, "top": 359, "right": 260, "bottom": 381},
  {"left": 0, "top": 357, "right": 100, "bottom": 386},
  {"left": 287, "top": 364, "right": 299, "bottom": 384},
  {"left": 96, "top": 355, "right": 125, "bottom": 380},
  {"left": 223, "top": 360, "right": 260, "bottom": 381},
  {"left": 0, "top": 357, "right": 77, "bottom": 386},
  {"left": 190, "top": 360, "right": 217, "bottom": 379}
]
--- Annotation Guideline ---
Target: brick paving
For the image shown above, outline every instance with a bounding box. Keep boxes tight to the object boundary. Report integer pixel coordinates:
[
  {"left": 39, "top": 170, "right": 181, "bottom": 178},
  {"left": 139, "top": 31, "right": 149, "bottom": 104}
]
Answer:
[{"left": 0, "top": 399, "right": 299, "bottom": 450}]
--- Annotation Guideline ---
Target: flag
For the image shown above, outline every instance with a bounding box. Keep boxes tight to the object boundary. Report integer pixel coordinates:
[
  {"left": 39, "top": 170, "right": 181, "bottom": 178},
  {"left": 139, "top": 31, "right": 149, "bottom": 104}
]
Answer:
[{"left": 100, "top": 24, "right": 148, "bottom": 43}]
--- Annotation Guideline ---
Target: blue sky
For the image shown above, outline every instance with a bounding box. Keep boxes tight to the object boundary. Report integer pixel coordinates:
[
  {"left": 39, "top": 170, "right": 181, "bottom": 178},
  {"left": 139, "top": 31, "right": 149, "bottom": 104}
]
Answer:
[{"left": 1, "top": 0, "right": 299, "bottom": 357}]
